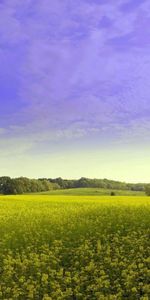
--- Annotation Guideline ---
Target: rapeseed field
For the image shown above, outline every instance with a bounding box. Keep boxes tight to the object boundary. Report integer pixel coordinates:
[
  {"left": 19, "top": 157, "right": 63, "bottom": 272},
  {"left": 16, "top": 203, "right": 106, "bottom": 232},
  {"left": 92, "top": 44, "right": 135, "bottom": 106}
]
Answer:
[{"left": 0, "top": 195, "right": 149, "bottom": 299}]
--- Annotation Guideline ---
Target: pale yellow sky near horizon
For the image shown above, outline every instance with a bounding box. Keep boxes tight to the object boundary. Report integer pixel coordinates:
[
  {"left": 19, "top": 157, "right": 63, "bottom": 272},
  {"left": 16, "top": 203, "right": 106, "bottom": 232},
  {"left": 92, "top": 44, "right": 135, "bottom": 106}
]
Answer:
[{"left": 1, "top": 146, "right": 150, "bottom": 183}]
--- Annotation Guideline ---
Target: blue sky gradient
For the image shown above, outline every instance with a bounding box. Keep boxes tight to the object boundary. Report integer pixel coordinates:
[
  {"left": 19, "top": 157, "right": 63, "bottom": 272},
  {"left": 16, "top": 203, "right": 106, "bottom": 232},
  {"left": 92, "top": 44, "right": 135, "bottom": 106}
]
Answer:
[{"left": 1, "top": 0, "right": 150, "bottom": 182}]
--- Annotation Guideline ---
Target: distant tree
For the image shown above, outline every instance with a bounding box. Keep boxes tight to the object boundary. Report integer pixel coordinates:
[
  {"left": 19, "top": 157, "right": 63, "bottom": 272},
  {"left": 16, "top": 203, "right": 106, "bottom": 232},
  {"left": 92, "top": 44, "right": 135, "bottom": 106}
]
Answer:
[
  {"left": 2, "top": 177, "right": 58, "bottom": 195},
  {"left": 110, "top": 191, "right": 116, "bottom": 196},
  {"left": 3, "top": 178, "right": 24, "bottom": 195},
  {"left": 0, "top": 177, "right": 11, "bottom": 193},
  {"left": 78, "top": 177, "right": 89, "bottom": 188},
  {"left": 145, "top": 185, "right": 150, "bottom": 196},
  {"left": 52, "top": 183, "right": 60, "bottom": 190},
  {"left": 130, "top": 184, "right": 145, "bottom": 191},
  {"left": 1, "top": 176, "right": 148, "bottom": 195},
  {"left": 54, "top": 177, "right": 66, "bottom": 189}
]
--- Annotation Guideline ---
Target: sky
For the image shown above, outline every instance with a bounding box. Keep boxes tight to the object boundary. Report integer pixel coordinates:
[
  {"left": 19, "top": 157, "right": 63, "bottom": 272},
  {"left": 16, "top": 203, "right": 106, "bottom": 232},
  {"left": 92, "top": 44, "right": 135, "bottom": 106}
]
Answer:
[{"left": 0, "top": 0, "right": 150, "bottom": 182}]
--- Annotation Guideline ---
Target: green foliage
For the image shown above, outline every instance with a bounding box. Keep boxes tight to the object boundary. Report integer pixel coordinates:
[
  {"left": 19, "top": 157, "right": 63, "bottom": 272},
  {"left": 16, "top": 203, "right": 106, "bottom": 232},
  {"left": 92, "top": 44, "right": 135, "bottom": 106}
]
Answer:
[
  {"left": 110, "top": 191, "right": 116, "bottom": 196},
  {"left": 48, "top": 177, "right": 147, "bottom": 191},
  {"left": 0, "top": 176, "right": 11, "bottom": 193},
  {"left": 145, "top": 185, "right": 150, "bottom": 196},
  {"left": 0, "top": 195, "right": 149, "bottom": 299},
  {"left": 0, "top": 177, "right": 148, "bottom": 195},
  {"left": 0, "top": 177, "right": 59, "bottom": 195}
]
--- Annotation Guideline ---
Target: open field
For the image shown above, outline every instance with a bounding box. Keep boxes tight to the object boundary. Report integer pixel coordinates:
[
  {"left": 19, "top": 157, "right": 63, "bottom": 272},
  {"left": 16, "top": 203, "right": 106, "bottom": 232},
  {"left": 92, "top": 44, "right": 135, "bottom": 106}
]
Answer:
[
  {"left": 35, "top": 187, "right": 145, "bottom": 196},
  {"left": 0, "top": 195, "right": 149, "bottom": 299}
]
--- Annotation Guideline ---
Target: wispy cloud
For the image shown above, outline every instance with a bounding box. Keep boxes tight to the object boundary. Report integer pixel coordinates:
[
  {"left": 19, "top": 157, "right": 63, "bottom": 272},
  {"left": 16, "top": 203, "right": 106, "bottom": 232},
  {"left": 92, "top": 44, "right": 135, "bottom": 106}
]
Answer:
[{"left": 1, "top": 0, "right": 150, "bottom": 178}]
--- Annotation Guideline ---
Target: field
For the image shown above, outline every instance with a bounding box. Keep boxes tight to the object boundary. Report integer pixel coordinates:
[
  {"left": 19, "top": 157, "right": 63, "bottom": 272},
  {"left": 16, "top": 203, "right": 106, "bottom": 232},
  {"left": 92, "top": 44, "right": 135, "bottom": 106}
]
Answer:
[
  {"left": 35, "top": 187, "right": 144, "bottom": 196},
  {"left": 0, "top": 195, "right": 149, "bottom": 300}
]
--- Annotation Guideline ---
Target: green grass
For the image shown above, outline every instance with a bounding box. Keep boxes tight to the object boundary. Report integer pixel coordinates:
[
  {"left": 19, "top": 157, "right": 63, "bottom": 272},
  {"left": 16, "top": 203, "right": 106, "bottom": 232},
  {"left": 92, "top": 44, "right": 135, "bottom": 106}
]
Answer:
[
  {"left": 34, "top": 187, "right": 145, "bottom": 196},
  {"left": 0, "top": 195, "right": 149, "bottom": 299}
]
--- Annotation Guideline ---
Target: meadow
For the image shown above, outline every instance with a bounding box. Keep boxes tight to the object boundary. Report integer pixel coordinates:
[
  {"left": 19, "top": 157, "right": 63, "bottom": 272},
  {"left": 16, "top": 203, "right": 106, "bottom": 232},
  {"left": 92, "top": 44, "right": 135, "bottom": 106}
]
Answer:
[
  {"left": 0, "top": 194, "right": 149, "bottom": 299},
  {"left": 35, "top": 187, "right": 145, "bottom": 196}
]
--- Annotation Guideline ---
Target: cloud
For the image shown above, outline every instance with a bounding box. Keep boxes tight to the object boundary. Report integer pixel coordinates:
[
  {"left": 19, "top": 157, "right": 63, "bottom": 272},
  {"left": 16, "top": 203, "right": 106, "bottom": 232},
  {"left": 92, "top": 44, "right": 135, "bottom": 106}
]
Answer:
[
  {"left": 0, "top": 128, "right": 7, "bottom": 135},
  {"left": 120, "top": 0, "right": 144, "bottom": 13},
  {"left": 1, "top": 0, "right": 150, "bottom": 160}
]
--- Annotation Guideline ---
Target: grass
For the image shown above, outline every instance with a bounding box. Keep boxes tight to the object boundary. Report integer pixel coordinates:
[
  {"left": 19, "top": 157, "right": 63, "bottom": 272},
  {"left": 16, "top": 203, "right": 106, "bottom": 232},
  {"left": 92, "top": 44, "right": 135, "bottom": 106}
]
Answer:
[
  {"left": 0, "top": 195, "right": 149, "bottom": 299},
  {"left": 34, "top": 187, "right": 145, "bottom": 196}
]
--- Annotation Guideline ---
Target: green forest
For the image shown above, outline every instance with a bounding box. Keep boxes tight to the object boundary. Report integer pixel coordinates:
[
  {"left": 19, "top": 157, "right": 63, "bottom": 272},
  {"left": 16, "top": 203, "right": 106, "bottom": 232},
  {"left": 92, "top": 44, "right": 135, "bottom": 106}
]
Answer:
[{"left": 0, "top": 176, "right": 150, "bottom": 195}]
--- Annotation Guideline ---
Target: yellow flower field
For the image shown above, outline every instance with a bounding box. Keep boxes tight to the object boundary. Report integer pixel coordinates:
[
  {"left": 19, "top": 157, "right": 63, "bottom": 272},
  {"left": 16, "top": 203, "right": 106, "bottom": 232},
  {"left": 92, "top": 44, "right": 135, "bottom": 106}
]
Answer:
[{"left": 0, "top": 195, "right": 149, "bottom": 299}]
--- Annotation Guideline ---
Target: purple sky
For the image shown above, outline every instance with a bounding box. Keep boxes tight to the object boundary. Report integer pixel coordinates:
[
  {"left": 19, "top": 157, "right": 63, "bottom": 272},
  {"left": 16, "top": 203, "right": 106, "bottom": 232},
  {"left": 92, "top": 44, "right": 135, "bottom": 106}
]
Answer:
[{"left": 1, "top": 0, "right": 150, "bottom": 182}]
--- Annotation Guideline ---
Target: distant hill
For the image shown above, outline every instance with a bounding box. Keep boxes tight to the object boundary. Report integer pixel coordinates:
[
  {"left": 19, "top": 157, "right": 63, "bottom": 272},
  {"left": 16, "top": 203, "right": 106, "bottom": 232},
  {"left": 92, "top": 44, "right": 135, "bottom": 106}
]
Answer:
[
  {"left": 35, "top": 187, "right": 145, "bottom": 196},
  {"left": 0, "top": 176, "right": 148, "bottom": 195},
  {"left": 46, "top": 177, "right": 146, "bottom": 192}
]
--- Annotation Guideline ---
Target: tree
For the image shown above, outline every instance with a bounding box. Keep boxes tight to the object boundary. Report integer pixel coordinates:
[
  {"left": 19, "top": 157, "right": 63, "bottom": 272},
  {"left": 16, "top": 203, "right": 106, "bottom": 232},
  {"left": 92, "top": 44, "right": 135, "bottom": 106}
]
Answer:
[
  {"left": 3, "top": 178, "right": 24, "bottom": 195},
  {"left": 145, "top": 185, "right": 150, "bottom": 196},
  {"left": 2, "top": 177, "right": 58, "bottom": 195},
  {"left": 110, "top": 191, "right": 116, "bottom": 196},
  {"left": 0, "top": 177, "right": 11, "bottom": 193}
]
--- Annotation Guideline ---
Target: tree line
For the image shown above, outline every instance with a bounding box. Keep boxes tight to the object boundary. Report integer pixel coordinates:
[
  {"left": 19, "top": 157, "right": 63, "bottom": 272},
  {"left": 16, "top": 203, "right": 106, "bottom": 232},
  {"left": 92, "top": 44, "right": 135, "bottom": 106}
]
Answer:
[
  {"left": 0, "top": 176, "right": 149, "bottom": 195},
  {"left": 47, "top": 177, "right": 146, "bottom": 191},
  {"left": 0, "top": 177, "right": 59, "bottom": 195}
]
